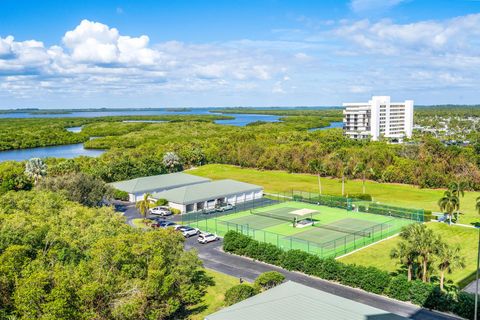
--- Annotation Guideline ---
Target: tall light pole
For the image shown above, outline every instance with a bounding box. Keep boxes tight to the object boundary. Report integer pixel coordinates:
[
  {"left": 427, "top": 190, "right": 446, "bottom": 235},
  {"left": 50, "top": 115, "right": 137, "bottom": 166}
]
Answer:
[{"left": 475, "top": 226, "right": 480, "bottom": 320}]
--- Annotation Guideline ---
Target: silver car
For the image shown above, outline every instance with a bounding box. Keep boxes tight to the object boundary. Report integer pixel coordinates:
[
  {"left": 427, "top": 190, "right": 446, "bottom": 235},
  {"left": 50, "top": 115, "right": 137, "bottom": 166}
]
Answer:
[
  {"left": 177, "top": 226, "right": 200, "bottom": 238},
  {"left": 198, "top": 233, "right": 219, "bottom": 244}
]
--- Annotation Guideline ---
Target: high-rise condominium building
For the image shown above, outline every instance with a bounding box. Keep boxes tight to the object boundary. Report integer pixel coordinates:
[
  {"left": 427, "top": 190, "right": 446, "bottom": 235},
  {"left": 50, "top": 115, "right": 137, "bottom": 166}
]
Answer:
[{"left": 342, "top": 96, "right": 414, "bottom": 142}]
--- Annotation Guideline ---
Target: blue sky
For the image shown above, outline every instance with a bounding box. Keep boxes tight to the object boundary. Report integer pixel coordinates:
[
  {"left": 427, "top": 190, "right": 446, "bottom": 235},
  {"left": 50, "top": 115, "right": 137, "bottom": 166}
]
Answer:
[{"left": 1, "top": 0, "right": 480, "bottom": 108}]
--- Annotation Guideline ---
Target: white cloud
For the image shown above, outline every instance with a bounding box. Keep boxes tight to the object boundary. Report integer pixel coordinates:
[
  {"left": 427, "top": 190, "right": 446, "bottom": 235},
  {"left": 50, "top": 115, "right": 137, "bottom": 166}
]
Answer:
[
  {"left": 0, "top": 20, "right": 289, "bottom": 102},
  {"left": 335, "top": 14, "right": 480, "bottom": 55}
]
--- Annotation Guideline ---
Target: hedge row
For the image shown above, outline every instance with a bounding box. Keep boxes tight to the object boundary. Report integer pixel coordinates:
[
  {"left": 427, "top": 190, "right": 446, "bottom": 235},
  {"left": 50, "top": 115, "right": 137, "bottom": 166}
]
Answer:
[{"left": 223, "top": 230, "right": 476, "bottom": 319}]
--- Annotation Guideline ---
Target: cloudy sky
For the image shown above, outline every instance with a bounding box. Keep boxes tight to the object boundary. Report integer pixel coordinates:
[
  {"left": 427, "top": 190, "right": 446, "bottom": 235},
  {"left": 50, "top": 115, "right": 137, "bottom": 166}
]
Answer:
[{"left": 1, "top": 0, "right": 479, "bottom": 108}]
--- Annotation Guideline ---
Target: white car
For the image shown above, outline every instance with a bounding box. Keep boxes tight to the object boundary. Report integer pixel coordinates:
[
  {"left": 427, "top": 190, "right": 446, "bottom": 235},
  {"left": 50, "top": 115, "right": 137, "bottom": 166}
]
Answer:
[
  {"left": 149, "top": 206, "right": 172, "bottom": 216},
  {"left": 176, "top": 226, "right": 200, "bottom": 238},
  {"left": 198, "top": 233, "right": 219, "bottom": 244},
  {"left": 217, "top": 204, "right": 234, "bottom": 212}
]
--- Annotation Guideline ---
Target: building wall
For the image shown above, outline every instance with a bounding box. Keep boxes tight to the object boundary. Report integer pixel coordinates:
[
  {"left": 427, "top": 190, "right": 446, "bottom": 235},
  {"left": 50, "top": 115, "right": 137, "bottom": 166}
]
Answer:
[
  {"left": 343, "top": 96, "right": 414, "bottom": 143},
  {"left": 173, "top": 189, "right": 264, "bottom": 214}
]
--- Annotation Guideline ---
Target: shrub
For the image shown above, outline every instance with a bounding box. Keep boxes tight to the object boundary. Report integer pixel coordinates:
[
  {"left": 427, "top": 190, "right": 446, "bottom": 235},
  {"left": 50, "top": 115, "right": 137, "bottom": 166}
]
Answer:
[
  {"left": 254, "top": 271, "right": 285, "bottom": 291},
  {"left": 349, "top": 193, "right": 372, "bottom": 201},
  {"left": 386, "top": 275, "right": 411, "bottom": 301},
  {"left": 409, "top": 280, "right": 436, "bottom": 306},
  {"left": 454, "top": 292, "right": 476, "bottom": 320},
  {"left": 112, "top": 188, "right": 129, "bottom": 201},
  {"left": 170, "top": 208, "right": 181, "bottom": 215},
  {"left": 155, "top": 198, "right": 168, "bottom": 206},
  {"left": 280, "top": 249, "right": 311, "bottom": 272},
  {"left": 223, "top": 231, "right": 252, "bottom": 254},
  {"left": 224, "top": 284, "right": 259, "bottom": 306}
]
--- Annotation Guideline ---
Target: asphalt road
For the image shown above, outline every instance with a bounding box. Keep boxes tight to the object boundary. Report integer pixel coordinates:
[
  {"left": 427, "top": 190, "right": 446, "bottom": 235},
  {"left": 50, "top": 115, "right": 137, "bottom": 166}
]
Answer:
[{"left": 185, "top": 237, "right": 461, "bottom": 320}]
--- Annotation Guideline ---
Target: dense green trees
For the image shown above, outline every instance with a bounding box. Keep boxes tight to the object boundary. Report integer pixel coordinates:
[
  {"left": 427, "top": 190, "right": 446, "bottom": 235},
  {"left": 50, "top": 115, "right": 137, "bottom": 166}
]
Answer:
[
  {"left": 0, "top": 191, "right": 209, "bottom": 319},
  {"left": 1, "top": 111, "right": 479, "bottom": 190},
  {"left": 38, "top": 172, "right": 113, "bottom": 207}
]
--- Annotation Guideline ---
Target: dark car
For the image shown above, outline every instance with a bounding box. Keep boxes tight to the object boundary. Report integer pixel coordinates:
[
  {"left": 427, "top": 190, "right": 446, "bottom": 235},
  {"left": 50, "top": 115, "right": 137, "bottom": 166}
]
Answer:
[{"left": 150, "top": 220, "right": 169, "bottom": 228}]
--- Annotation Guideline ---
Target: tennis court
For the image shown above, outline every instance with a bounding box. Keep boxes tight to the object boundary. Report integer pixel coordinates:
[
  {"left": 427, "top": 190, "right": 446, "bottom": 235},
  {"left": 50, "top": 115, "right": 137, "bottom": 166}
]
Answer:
[{"left": 184, "top": 200, "right": 416, "bottom": 258}]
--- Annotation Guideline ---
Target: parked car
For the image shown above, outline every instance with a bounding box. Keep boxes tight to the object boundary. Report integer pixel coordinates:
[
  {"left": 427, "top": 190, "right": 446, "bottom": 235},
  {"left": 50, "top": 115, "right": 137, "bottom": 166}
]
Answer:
[
  {"left": 202, "top": 207, "right": 217, "bottom": 215},
  {"left": 150, "top": 219, "right": 169, "bottom": 228},
  {"left": 176, "top": 226, "right": 200, "bottom": 238},
  {"left": 217, "top": 204, "right": 234, "bottom": 212},
  {"left": 160, "top": 221, "right": 178, "bottom": 229},
  {"left": 149, "top": 206, "right": 172, "bottom": 216},
  {"left": 198, "top": 233, "right": 219, "bottom": 244}
]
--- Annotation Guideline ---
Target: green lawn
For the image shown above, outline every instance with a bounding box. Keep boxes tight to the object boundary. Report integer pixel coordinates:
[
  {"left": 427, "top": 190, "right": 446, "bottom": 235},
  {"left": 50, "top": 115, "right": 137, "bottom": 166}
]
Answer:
[
  {"left": 339, "top": 223, "right": 478, "bottom": 288},
  {"left": 188, "top": 164, "right": 480, "bottom": 225},
  {"left": 187, "top": 269, "right": 241, "bottom": 320}
]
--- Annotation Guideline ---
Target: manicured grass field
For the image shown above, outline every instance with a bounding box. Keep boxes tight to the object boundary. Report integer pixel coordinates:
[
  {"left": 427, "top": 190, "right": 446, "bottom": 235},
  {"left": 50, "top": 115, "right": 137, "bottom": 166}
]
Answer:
[
  {"left": 186, "top": 201, "right": 414, "bottom": 258},
  {"left": 188, "top": 164, "right": 480, "bottom": 225},
  {"left": 187, "top": 269, "right": 241, "bottom": 320},
  {"left": 339, "top": 223, "right": 478, "bottom": 288}
]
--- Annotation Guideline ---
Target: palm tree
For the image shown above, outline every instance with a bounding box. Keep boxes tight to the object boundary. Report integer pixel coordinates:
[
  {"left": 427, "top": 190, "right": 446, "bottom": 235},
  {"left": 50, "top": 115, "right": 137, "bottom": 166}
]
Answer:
[
  {"left": 162, "top": 152, "right": 181, "bottom": 173},
  {"left": 449, "top": 181, "right": 467, "bottom": 220},
  {"left": 25, "top": 158, "right": 47, "bottom": 185},
  {"left": 437, "top": 243, "right": 465, "bottom": 290},
  {"left": 390, "top": 242, "right": 417, "bottom": 281},
  {"left": 400, "top": 224, "right": 439, "bottom": 282},
  {"left": 438, "top": 190, "right": 459, "bottom": 225},
  {"left": 308, "top": 159, "right": 326, "bottom": 195},
  {"left": 353, "top": 162, "right": 375, "bottom": 195},
  {"left": 136, "top": 193, "right": 152, "bottom": 221}
]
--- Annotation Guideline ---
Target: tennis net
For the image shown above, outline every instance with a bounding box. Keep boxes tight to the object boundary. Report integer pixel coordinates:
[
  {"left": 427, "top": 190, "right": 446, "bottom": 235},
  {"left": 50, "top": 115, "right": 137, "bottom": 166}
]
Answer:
[
  {"left": 250, "top": 209, "right": 295, "bottom": 222},
  {"left": 312, "top": 223, "right": 371, "bottom": 237}
]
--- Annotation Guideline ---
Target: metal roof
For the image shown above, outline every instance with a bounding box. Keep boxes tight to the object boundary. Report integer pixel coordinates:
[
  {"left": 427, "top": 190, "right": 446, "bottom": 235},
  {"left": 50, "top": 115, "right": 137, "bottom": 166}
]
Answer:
[
  {"left": 205, "top": 281, "right": 408, "bottom": 320},
  {"left": 151, "top": 179, "right": 262, "bottom": 204},
  {"left": 109, "top": 172, "right": 210, "bottom": 194}
]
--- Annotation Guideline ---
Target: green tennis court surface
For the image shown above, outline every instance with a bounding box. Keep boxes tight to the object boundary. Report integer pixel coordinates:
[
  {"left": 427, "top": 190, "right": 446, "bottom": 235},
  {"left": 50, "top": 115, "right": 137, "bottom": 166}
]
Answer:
[{"left": 185, "top": 201, "right": 416, "bottom": 258}]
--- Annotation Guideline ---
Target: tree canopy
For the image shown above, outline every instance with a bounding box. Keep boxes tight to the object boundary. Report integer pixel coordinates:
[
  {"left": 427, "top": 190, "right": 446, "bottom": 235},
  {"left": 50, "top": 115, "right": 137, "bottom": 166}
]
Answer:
[{"left": 0, "top": 191, "right": 209, "bottom": 319}]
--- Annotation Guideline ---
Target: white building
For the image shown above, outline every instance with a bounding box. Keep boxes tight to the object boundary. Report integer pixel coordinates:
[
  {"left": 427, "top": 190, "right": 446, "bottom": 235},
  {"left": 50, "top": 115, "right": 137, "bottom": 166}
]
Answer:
[
  {"left": 110, "top": 172, "right": 211, "bottom": 202},
  {"left": 151, "top": 179, "right": 263, "bottom": 214},
  {"left": 343, "top": 96, "right": 414, "bottom": 142}
]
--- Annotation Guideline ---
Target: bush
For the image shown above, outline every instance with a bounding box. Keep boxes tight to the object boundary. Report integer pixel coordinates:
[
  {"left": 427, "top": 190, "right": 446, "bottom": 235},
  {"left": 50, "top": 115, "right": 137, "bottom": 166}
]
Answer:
[
  {"left": 112, "top": 188, "right": 129, "bottom": 201},
  {"left": 386, "top": 275, "right": 411, "bottom": 301},
  {"left": 155, "top": 198, "right": 168, "bottom": 206},
  {"left": 254, "top": 271, "right": 285, "bottom": 291},
  {"left": 223, "top": 231, "right": 252, "bottom": 254},
  {"left": 222, "top": 230, "right": 474, "bottom": 319},
  {"left": 280, "top": 249, "right": 310, "bottom": 272},
  {"left": 349, "top": 193, "right": 372, "bottom": 201},
  {"left": 224, "top": 284, "right": 259, "bottom": 306},
  {"left": 170, "top": 208, "right": 181, "bottom": 215},
  {"left": 409, "top": 280, "right": 435, "bottom": 306}
]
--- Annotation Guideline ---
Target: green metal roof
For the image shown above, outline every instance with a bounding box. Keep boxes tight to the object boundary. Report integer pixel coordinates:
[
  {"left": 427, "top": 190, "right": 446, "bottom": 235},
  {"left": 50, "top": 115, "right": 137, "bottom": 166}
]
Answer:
[
  {"left": 205, "top": 281, "right": 408, "bottom": 320},
  {"left": 151, "top": 179, "right": 262, "bottom": 204},
  {"left": 109, "top": 172, "right": 210, "bottom": 194}
]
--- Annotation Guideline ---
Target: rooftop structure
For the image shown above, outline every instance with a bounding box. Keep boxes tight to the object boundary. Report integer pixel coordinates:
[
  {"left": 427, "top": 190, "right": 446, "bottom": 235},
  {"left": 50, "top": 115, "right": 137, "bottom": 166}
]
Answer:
[
  {"left": 151, "top": 179, "right": 263, "bottom": 213},
  {"left": 205, "top": 281, "right": 407, "bottom": 320},
  {"left": 343, "top": 96, "right": 414, "bottom": 142},
  {"left": 109, "top": 172, "right": 211, "bottom": 202}
]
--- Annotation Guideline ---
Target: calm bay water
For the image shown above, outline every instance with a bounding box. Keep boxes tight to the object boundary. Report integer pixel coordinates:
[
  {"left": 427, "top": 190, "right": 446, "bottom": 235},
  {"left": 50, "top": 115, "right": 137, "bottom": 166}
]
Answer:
[
  {"left": 308, "top": 121, "right": 343, "bottom": 131},
  {"left": 0, "top": 144, "right": 105, "bottom": 162}
]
